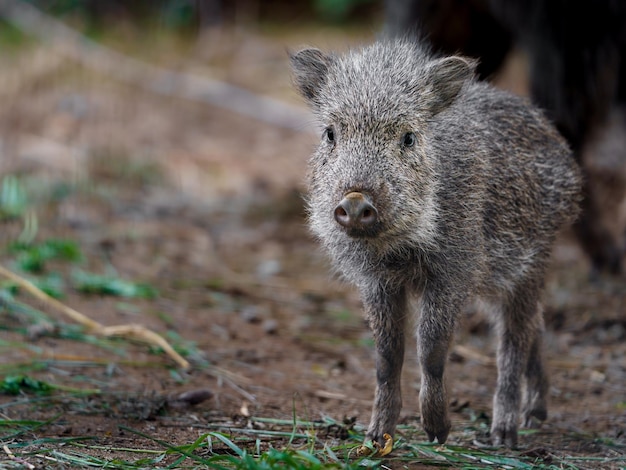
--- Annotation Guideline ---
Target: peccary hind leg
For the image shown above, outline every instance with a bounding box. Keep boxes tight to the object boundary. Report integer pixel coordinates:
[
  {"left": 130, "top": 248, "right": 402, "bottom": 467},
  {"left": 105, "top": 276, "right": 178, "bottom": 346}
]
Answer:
[
  {"left": 521, "top": 313, "right": 548, "bottom": 428},
  {"left": 491, "top": 286, "right": 547, "bottom": 448},
  {"left": 363, "top": 284, "right": 407, "bottom": 445}
]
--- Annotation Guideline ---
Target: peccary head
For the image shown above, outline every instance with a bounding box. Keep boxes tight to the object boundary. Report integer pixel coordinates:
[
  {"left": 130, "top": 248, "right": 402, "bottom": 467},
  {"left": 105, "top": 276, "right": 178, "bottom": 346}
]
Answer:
[{"left": 290, "top": 41, "right": 475, "bottom": 254}]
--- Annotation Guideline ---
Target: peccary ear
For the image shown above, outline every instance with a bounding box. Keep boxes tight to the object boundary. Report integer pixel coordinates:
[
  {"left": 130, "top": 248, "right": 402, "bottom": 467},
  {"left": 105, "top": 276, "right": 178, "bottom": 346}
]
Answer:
[
  {"left": 289, "top": 48, "right": 334, "bottom": 104},
  {"left": 426, "top": 56, "right": 476, "bottom": 114}
]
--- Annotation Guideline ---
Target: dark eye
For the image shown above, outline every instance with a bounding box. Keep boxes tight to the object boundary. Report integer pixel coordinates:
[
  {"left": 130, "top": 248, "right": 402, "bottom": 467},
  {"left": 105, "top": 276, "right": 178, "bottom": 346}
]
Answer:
[
  {"left": 402, "top": 132, "right": 416, "bottom": 148},
  {"left": 324, "top": 126, "right": 335, "bottom": 144}
]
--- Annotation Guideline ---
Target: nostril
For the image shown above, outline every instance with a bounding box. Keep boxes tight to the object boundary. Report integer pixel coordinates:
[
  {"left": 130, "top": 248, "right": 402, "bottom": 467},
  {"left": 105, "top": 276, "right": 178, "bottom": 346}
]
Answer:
[
  {"left": 335, "top": 206, "right": 348, "bottom": 217},
  {"left": 334, "top": 205, "right": 350, "bottom": 226},
  {"left": 359, "top": 203, "right": 378, "bottom": 225}
]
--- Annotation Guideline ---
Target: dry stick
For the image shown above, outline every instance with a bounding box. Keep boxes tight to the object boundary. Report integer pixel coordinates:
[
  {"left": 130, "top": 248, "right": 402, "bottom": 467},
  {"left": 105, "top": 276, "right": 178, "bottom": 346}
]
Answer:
[
  {"left": 0, "top": 48, "right": 67, "bottom": 99},
  {"left": 0, "top": 0, "right": 314, "bottom": 133},
  {"left": 2, "top": 444, "right": 35, "bottom": 470},
  {"left": 452, "top": 344, "right": 495, "bottom": 367},
  {"left": 0, "top": 264, "right": 190, "bottom": 369}
]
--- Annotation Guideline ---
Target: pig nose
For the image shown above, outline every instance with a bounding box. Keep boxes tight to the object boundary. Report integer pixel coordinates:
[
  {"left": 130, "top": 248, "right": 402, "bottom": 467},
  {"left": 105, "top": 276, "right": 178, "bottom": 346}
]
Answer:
[{"left": 334, "top": 192, "right": 378, "bottom": 228}]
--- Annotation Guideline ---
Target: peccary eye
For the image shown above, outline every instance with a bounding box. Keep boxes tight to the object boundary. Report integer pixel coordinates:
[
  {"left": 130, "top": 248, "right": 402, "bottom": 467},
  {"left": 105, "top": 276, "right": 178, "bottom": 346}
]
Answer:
[
  {"left": 324, "top": 126, "right": 335, "bottom": 144},
  {"left": 402, "top": 132, "right": 416, "bottom": 148}
]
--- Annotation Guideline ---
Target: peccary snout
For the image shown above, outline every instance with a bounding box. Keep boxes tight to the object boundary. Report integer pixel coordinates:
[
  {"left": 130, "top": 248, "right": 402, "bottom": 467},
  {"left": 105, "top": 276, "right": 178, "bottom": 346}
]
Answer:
[{"left": 334, "top": 192, "right": 378, "bottom": 230}]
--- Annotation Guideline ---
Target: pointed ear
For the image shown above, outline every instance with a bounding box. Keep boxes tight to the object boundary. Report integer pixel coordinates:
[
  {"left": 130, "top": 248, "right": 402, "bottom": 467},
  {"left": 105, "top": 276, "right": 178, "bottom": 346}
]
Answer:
[
  {"left": 289, "top": 48, "right": 334, "bottom": 104},
  {"left": 426, "top": 56, "right": 476, "bottom": 114}
]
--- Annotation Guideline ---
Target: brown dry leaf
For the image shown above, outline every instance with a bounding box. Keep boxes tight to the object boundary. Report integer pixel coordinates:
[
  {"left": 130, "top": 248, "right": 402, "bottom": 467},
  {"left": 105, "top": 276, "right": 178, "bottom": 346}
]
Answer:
[
  {"left": 356, "top": 443, "right": 374, "bottom": 457},
  {"left": 356, "top": 433, "right": 394, "bottom": 458},
  {"left": 167, "top": 389, "right": 214, "bottom": 409},
  {"left": 378, "top": 433, "right": 394, "bottom": 457}
]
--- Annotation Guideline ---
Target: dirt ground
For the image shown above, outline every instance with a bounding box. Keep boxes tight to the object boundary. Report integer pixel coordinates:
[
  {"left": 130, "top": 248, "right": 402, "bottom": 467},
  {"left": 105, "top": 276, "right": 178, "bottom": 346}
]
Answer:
[{"left": 0, "top": 21, "right": 625, "bottom": 469}]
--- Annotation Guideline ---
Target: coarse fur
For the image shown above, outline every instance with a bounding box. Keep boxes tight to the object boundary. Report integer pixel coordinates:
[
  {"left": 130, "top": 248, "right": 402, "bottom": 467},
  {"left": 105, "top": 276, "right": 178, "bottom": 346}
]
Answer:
[
  {"left": 290, "top": 39, "right": 581, "bottom": 448},
  {"left": 384, "top": 0, "right": 626, "bottom": 274}
]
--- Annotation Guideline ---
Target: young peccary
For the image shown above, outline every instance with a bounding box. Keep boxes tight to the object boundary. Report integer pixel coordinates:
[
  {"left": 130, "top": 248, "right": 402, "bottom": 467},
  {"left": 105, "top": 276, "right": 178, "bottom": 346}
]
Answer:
[{"left": 290, "top": 40, "right": 581, "bottom": 448}]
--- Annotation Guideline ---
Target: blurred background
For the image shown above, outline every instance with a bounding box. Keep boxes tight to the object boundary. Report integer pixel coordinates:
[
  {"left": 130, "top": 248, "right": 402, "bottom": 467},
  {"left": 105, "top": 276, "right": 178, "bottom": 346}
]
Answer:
[
  {"left": 0, "top": 0, "right": 383, "bottom": 202},
  {"left": 0, "top": 0, "right": 623, "bottom": 466}
]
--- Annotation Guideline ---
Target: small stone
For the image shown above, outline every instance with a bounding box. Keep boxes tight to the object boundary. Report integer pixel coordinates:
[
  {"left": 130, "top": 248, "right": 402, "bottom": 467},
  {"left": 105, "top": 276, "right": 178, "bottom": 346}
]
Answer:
[
  {"left": 240, "top": 305, "right": 261, "bottom": 323},
  {"left": 262, "top": 319, "right": 278, "bottom": 334},
  {"left": 256, "top": 259, "right": 281, "bottom": 278}
]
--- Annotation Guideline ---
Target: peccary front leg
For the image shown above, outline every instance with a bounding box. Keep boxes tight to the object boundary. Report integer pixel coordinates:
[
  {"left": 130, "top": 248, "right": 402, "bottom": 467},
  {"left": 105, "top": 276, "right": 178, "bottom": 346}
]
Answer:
[
  {"left": 362, "top": 283, "right": 407, "bottom": 446},
  {"left": 491, "top": 288, "right": 544, "bottom": 448},
  {"left": 417, "top": 287, "right": 460, "bottom": 444}
]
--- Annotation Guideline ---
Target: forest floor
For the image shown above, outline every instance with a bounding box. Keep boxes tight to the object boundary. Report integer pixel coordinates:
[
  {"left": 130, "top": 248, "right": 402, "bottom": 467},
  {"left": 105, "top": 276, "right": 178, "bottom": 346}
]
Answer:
[{"left": 0, "top": 18, "right": 624, "bottom": 470}]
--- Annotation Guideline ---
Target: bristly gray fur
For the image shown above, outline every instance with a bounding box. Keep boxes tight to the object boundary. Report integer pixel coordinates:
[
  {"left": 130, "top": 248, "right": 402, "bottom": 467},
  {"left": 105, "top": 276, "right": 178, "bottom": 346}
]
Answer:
[{"left": 290, "top": 39, "right": 581, "bottom": 448}]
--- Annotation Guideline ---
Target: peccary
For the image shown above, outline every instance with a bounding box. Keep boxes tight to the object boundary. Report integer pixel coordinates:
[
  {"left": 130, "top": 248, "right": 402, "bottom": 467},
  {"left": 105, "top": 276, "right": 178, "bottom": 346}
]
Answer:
[{"left": 290, "top": 40, "right": 581, "bottom": 448}]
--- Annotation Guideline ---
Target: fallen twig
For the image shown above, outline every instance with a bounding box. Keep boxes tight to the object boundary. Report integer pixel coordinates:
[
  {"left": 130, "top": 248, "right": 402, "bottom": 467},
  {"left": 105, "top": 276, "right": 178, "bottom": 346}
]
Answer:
[
  {"left": 3, "top": 444, "right": 35, "bottom": 469},
  {"left": 452, "top": 344, "right": 496, "bottom": 367},
  {"left": 0, "top": 263, "right": 190, "bottom": 369},
  {"left": 0, "top": 0, "right": 314, "bottom": 132}
]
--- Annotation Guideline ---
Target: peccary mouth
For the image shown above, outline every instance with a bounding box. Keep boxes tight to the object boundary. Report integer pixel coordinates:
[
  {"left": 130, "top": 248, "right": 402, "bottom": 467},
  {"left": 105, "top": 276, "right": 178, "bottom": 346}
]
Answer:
[{"left": 342, "top": 225, "right": 384, "bottom": 238}]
